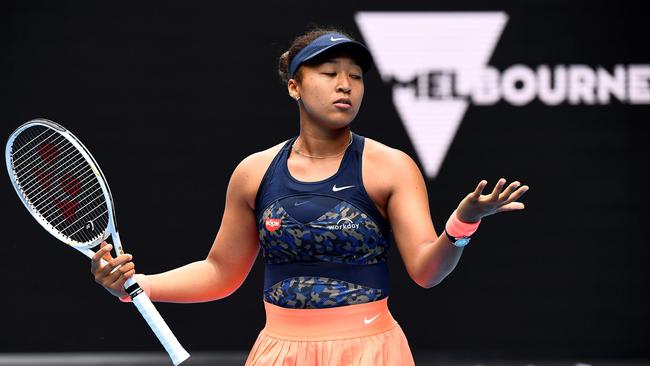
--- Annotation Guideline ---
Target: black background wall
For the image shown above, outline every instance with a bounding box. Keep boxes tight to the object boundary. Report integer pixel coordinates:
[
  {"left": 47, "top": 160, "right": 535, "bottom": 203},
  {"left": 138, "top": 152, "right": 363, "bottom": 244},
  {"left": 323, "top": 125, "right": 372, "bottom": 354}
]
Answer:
[{"left": 1, "top": 0, "right": 648, "bottom": 360}]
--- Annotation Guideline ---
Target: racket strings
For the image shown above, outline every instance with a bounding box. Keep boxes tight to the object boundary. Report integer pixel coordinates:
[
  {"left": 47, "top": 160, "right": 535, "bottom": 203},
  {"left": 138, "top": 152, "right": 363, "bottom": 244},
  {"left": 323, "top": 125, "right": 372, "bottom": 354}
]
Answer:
[
  {"left": 28, "top": 167, "right": 96, "bottom": 212},
  {"left": 66, "top": 209, "right": 109, "bottom": 241},
  {"left": 39, "top": 183, "right": 101, "bottom": 220},
  {"left": 12, "top": 133, "right": 67, "bottom": 174},
  {"left": 25, "top": 154, "right": 100, "bottom": 210},
  {"left": 54, "top": 188, "right": 105, "bottom": 229},
  {"left": 12, "top": 131, "right": 93, "bottom": 203},
  {"left": 16, "top": 149, "right": 101, "bottom": 222},
  {"left": 27, "top": 164, "right": 107, "bottom": 241},
  {"left": 10, "top": 127, "right": 51, "bottom": 155},
  {"left": 45, "top": 184, "right": 103, "bottom": 228},
  {"left": 21, "top": 157, "right": 94, "bottom": 210},
  {"left": 15, "top": 138, "right": 86, "bottom": 193},
  {"left": 14, "top": 147, "right": 86, "bottom": 206},
  {"left": 10, "top": 128, "right": 59, "bottom": 161},
  {"left": 10, "top": 125, "right": 110, "bottom": 244}
]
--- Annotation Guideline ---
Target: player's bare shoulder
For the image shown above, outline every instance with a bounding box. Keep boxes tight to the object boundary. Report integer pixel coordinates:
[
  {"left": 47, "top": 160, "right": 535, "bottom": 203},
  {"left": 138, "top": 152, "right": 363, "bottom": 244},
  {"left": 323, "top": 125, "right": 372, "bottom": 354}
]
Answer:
[
  {"left": 362, "top": 137, "right": 424, "bottom": 198},
  {"left": 363, "top": 137, "right": 419, "bottom": 175},
  {"left": 230, "top": 141, "right": 287, "bottom": 208}
]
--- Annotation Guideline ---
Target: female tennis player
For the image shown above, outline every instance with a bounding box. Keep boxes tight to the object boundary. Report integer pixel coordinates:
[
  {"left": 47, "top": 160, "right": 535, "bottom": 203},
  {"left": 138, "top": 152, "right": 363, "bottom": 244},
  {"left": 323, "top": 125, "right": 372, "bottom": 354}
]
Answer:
[{"left": 91, "top": 27, "right": 529, "bottom": 365}]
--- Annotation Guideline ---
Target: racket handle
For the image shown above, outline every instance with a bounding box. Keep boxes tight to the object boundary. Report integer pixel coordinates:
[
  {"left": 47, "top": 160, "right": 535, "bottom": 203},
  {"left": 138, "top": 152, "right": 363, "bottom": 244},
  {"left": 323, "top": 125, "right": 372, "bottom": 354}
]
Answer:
[{"left": 125, "top": 277, "right": 190, "bottom": 365}]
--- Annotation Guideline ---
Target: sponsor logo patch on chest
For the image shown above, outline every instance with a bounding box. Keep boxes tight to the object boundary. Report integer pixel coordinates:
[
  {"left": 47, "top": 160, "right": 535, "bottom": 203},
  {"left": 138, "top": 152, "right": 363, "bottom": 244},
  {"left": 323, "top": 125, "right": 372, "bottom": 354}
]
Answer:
[{"left": 265, "top": 218, "right": 282, "bottom": 232}]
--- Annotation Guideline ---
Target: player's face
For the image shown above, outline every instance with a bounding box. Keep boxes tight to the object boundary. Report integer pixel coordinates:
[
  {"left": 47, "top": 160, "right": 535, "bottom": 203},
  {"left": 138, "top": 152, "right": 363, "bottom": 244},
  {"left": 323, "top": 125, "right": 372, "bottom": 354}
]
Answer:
[{"left": 294, "top": 56, "right": 364, "bottom": 129}]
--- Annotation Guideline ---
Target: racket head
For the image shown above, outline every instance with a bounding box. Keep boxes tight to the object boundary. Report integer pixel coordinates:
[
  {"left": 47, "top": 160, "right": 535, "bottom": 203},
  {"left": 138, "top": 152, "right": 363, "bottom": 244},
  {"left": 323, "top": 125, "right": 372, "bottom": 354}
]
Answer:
[{"left": 5, "top": 119, "right": 116, "bottom": 249}]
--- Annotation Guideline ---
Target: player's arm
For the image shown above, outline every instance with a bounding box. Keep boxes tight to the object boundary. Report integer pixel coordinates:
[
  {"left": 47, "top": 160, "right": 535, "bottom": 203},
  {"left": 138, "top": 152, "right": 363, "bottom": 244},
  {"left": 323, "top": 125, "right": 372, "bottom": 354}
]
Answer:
[
  {"left": 384, "top": 150, "right": 463, "bottom": 288},
  {"left": 385, "top": 150, "right": 529, "bottom": 288},
  {"left": 92, "top": 153, "right": 264, "bottom": 302},
  {"left": 144, "top": 155, "right": 262, "bottom": 302}
]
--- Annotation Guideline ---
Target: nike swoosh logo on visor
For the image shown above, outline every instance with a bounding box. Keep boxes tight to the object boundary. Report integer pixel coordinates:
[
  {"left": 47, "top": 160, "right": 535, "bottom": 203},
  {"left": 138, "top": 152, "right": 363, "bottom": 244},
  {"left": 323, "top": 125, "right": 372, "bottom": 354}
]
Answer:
[
  {"left": 330, "top": 36, "right": 347, "bottom": 42},
  {"left": 332, "top": 184, "right": 355, "bottom": 192},
  {"left": 294, "top": 201, "right": 309, "bottom": 206},
  {"left": 364, "top": 314, "right": 380, "bottom": 325}
]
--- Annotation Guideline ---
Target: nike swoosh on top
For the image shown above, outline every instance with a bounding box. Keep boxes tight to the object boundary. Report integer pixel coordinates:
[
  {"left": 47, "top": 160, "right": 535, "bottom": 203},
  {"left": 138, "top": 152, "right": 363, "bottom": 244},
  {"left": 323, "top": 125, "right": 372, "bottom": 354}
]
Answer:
[
  {"left": 330, "top": 36, "right": 347, "bottom": 42},
  {"left": 294, "top": 201, "right": 309, "bottom": 206},
  {"left": 364, "top": 314, "right": 380, "bottom": 324},
  {"left": 332, "top": 184, "right": 355, "bottom": 192}
]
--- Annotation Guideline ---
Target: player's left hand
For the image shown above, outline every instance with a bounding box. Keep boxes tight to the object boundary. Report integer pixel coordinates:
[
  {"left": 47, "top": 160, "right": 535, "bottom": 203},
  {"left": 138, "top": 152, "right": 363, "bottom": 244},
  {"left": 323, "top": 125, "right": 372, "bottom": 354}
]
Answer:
[{"left": 455, "top": 178, "right": 529, "bottom": 223}]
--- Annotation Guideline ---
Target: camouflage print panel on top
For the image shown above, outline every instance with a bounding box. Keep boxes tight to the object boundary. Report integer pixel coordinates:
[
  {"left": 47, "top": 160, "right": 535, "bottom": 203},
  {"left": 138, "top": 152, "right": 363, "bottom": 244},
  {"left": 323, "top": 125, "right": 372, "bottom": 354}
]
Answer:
[
  {"left": 255, "top": 135, "right": 393, "bottom": 309},
  {"left": 264, "top": 276, "right": 386, "bottom": 309},
  {"left": 258, "top": 200, "right": 388, "bottom": 264}
]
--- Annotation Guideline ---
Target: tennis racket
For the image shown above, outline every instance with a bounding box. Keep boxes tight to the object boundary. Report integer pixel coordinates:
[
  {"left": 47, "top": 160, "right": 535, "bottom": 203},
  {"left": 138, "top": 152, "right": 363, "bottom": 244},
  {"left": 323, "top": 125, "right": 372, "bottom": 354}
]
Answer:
[{"left": 5, "top": 118, "right": 190, "bottom": 365}]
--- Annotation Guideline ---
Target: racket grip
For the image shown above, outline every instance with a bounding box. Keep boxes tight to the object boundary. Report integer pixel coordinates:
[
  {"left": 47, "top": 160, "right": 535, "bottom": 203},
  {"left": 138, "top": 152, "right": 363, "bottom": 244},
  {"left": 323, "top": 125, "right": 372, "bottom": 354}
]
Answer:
[{"left": 125, "top": 278, "right": 190, "bottom": 365}]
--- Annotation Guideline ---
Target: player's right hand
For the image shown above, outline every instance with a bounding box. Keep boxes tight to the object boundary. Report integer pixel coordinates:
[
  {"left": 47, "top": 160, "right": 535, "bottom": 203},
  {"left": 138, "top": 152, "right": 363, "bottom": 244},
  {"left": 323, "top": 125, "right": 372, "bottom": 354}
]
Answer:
[{"left": 90, "top": 241, "right": 135, "bottom": 298}]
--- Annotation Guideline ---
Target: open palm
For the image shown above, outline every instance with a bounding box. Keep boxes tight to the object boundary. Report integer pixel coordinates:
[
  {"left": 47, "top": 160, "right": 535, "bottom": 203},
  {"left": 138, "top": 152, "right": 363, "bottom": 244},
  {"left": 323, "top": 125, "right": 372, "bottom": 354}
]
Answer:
[{"left": 456, "top": 178, "right": 530, "bottom": 223}]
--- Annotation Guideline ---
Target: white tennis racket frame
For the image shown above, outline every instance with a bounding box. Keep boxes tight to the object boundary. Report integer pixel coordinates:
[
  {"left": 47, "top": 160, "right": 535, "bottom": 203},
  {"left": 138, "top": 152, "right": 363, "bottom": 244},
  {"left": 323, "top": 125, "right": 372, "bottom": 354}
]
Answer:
[{"left": 5, "top": 119, "right": 190, "bottom": 366}]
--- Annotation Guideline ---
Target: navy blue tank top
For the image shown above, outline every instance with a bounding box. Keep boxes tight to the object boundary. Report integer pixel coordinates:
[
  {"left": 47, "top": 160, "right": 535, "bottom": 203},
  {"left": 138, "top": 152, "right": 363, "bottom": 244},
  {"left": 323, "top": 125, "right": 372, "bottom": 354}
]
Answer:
[{"left": 255, "top": 133, "right": 392, "bottom": 309}]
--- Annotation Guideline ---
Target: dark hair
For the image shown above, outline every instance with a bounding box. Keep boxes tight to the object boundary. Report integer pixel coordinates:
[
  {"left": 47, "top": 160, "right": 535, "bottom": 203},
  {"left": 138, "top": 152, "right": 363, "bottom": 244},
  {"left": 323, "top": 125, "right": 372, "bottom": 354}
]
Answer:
[{"left": 277, "top": 27, "right": 356, "bottom": 84}]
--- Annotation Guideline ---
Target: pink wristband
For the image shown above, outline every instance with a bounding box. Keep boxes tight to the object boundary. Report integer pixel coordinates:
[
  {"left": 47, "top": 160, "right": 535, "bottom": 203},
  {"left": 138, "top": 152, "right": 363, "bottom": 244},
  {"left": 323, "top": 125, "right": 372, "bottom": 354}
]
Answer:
[
  {"left": 445, "top": 209, "right": 481, "bottom": 238},
  {"left": 119, "top": 273, "right": 152, "bottom": 303}
]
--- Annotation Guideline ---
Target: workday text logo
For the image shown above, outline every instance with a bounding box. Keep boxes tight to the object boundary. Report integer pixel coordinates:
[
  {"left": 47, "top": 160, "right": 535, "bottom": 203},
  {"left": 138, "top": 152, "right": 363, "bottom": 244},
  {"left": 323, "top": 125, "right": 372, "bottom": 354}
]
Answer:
[
  {"left": 327, "top": 218, "right": 360, "bottom": 231},
  {"left": 355, "top": 12, "right": 650, "bottom": 178}
]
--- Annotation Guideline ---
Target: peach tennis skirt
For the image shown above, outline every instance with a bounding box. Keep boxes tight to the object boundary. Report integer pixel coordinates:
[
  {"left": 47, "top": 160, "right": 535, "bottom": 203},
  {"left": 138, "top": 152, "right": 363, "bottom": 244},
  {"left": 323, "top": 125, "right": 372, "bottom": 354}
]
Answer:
[{"left": 244, "top": 297, "right": 415, "bottom": 366}]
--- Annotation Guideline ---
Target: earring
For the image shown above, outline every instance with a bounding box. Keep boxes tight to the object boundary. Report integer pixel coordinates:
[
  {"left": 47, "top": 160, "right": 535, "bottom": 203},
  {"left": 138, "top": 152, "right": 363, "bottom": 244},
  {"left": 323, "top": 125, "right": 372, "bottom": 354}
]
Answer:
[{"left": 295, "top": 96, "right": 301, "bottom": 102}]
